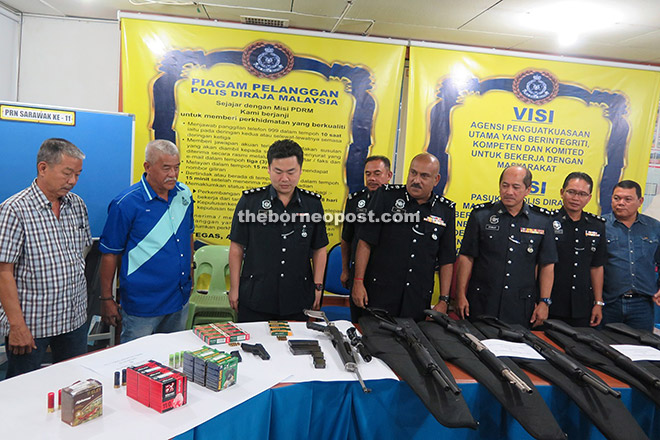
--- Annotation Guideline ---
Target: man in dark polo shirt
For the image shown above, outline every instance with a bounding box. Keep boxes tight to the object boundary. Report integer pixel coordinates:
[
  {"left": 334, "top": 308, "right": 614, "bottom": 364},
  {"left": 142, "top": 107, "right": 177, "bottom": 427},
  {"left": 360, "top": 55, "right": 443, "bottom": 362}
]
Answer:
[
  {"left": 456, "top": 166, "right": 557, "bottom": 327},
  {"left": 351, "top": 153, "right": 456, "bottom": 322},
  {"left": 340, "top": 155, "right": 392, "bottom": 322},
  {"left": 549, "top": 172, "right": 606, "bottom": 327},
  {"left": 228, "top": 139, "right": 328, "bottom": 322}
]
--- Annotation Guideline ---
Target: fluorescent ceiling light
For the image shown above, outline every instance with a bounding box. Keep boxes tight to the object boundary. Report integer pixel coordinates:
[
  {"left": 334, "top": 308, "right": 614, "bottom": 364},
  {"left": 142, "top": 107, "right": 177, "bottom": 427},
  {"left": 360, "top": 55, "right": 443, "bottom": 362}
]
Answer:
[{"left": 521, "top": 1, "right": 621, "bottom": 46}]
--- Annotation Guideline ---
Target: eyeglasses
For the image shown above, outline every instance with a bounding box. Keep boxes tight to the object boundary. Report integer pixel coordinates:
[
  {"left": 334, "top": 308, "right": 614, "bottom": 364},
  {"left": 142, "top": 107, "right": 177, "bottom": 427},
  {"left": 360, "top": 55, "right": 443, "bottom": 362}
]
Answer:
[{"left": 565, "top": 189, "right": 590, "bottom": 198}]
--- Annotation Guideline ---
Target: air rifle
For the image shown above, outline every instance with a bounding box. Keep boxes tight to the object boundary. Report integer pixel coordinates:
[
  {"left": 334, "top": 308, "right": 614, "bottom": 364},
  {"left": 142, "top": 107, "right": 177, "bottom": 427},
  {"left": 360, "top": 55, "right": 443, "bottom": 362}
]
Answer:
[
  {"left": 545, "top": 319, "right": 660, "bottom": 391},
  {"left": 347, "top": 327, "right": 373, "bottom": 363},
  {"left": 605, "top": 322, "right": 660, "bottom": 350},
  {"left": 478, "top": 316, "right": 620, "bottom": 398},
  {"left": 304, "top": 309, "right": 371, "bottom": 393},
  {"left": 425, "top": 309, "right": 532, "bottom": 394},
  {"left": 367, "top": 308, "right": 461, "bottom": 395}
]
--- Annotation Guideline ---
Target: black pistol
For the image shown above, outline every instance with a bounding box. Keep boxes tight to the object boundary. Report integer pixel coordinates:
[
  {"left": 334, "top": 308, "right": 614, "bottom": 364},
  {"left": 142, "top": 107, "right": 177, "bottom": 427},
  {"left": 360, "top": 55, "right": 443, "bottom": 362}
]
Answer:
[{"left": 241, "top": 343, "right": 271, "bottom": 360}]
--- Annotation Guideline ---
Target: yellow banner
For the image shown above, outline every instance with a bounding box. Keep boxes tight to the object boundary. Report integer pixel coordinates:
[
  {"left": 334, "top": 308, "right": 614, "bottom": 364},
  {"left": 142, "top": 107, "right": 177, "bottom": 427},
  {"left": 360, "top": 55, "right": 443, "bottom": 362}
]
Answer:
[
  {"left": 405, "top": 45, "right": 660, "bottom": 247},
  {"left": 120, "top": 17, "right": 405, "bottom": 245}
]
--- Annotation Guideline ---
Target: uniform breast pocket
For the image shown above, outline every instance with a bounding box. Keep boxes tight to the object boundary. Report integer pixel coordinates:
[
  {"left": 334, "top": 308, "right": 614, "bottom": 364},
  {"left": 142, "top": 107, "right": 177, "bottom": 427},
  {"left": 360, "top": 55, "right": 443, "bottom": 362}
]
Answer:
[
  {"left": 296, "top": 223, "right": 312, "bottom": 245},
  {"left": 523, "top": 235, "right": 542, "bottom": 257}
]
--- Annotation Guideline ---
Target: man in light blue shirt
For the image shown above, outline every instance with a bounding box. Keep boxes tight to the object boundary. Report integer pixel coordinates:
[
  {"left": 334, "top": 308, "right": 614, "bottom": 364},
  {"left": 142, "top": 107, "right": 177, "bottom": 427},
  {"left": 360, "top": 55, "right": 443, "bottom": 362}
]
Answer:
[
  {"left": 99, "top": 140, "right": 194, "bottom": 342},
  {"left": 602, "top": 180, "right": 660, "bottom": 331}
]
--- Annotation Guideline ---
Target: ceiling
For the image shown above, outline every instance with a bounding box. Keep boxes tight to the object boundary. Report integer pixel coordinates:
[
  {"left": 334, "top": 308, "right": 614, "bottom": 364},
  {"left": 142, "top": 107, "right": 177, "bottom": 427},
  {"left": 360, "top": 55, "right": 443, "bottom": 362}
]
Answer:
[{"left": 2, "top": 0, "right": 660, "bottom": 66}]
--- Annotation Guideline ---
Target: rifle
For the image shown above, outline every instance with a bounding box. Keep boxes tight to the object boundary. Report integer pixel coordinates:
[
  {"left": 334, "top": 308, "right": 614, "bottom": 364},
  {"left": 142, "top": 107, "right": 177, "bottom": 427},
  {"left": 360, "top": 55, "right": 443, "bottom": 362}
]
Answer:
[
  {"left": 304, "top": 309, "right": 371, "bottom": 393},
  {"left": 545, "top": 319, "right": 660, "bottom": 390},
  {"left": 347, "top": 327, "right": 373, "bottom": 363},
  {"left": 367, "top": 308, "right": 461, "bottom": 395},
  {"left": 605, "top": 322, "right": 660, "bottom": 350},
  {"left": 478, "top": 316, "right": 620, "bottom": 398},
  {"left": 426, "top": 310, "right": 532, "bottom": 394}
]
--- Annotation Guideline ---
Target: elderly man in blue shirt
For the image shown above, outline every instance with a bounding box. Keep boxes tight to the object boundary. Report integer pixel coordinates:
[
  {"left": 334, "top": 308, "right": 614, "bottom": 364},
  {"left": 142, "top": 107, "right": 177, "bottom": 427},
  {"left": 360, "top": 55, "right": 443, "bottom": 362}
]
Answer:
[
  {"left": 602, "top": 180, "right": 660, "bottom": 331},
  {"left": 99, "top": 139, "right": 194, "bottom": 342}
]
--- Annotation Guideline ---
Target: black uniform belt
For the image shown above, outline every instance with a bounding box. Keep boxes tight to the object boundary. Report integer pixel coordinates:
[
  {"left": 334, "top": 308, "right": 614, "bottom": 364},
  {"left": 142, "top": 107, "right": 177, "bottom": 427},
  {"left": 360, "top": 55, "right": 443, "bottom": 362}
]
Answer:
[{"left": 622, "top": 291, "right": 649, "bottom": 300}]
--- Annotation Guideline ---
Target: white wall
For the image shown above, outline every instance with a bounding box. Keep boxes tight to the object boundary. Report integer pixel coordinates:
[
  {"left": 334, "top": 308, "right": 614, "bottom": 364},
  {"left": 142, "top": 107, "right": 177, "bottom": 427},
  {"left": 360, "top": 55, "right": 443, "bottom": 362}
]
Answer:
[
  {"left": 0, "top": 7, "right": 20, "bottom": 101},
  {"left": 18, "top": 15, "right": 120, "bottom": 112}
]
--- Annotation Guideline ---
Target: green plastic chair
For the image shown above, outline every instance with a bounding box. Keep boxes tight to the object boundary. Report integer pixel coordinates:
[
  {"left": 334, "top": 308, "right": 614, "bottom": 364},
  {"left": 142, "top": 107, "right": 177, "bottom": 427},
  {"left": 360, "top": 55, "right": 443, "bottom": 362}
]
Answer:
[{"left": 185, "top": 245, "right": 237, "bottom": 329}]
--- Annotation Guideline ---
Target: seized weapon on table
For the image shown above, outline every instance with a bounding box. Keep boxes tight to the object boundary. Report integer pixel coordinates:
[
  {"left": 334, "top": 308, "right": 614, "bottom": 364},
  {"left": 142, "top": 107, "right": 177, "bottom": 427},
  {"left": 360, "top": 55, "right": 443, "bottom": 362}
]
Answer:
[
  {"left": 304, "top": 309, "right": 371, "bottom": 393},
  {"left": 240, "top": 343, "right": 270, "bottom": 360},
  {"left": 425, "top": 310, "right": 532, "bottom": 394},
  {"left": 605, "top": 322, "right": 660, "bottom": 350},
  {"left": 545, "top": 319, "right": 660, "bottom": 390},
  {"left": 478, "top": 316, "right": 620, "bottom": 398},
  {"left": 347, "top": 327, "right": 372, "bottom": 363},
  {"left": 367, "top": 308, "right": 461, "bottom": 395}
]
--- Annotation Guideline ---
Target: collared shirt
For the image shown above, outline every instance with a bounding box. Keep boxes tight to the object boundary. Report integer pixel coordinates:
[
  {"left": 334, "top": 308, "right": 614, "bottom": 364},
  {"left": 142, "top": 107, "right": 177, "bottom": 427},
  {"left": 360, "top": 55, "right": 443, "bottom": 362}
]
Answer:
[
  {"left": 460, "top": 201, "right": 557, "bottom": 326},
  {"left": 603, "top": 212, "right": 660, "bottom": 302},
  {"left": 0, "top": 180, "right": 92, "bottom": 338},
  {"left": 99, "top": 174, "right": 194, "bottom": 317},
  {"left": 341, "top": 187, "right": 372, "bottom": 269},
  {"left": 550, "top": 207, "right": 607, "bottom": 318},
  {"left": 229, "top": 185, "right": 329, "bottom": 315},
  {"left": 357, "top": 184, "right": 456, "bottom": 321}
]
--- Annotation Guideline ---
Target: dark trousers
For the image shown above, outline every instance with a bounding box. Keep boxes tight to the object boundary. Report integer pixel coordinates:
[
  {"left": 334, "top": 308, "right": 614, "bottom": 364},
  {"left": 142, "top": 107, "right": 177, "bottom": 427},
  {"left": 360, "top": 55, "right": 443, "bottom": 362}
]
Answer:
[
  {"left": 5, "top": 323, "right": 88, "bottom": 379},
  {"left": 238, "top": 304, "right": 307, "bottom": 323}
]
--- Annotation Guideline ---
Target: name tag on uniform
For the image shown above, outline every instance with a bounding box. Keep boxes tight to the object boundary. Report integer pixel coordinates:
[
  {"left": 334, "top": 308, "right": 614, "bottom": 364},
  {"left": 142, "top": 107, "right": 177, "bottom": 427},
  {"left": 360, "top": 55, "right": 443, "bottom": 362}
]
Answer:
[
  {"left": 424, "top": 215, "right": 446, "bottom": 227},
  {"left": 585, "top": 230, "right": 600, "bottom": 237},
  {"left": 520, "top": 227, "right": 544, "bottom": 235},
  {"left": 485, "top": 224, "right": 499, "bottom": 231}
]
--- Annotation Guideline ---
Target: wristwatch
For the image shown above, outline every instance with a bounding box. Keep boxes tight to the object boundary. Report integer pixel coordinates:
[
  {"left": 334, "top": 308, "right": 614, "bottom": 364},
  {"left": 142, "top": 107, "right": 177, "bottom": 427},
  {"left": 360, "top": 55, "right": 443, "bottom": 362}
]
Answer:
[
  {"left": 594, "top": 300, "right": 605, "bottom": 306},
  {"left": 314, "top": 283, "right": 324, "bottom": 291},
  {"left": 439, "top": 295, "right": 450, "bottom": 304},
  {"left": 539, "top": 297, "right": 552, "bottom": 306}
]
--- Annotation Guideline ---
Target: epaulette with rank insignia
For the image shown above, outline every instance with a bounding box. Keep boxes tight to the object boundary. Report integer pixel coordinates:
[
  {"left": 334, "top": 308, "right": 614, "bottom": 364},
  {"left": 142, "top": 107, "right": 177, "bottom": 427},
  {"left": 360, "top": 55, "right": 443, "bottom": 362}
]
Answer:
[
  {"left": 300, "top": 188, "right": 322, "bottom": 199},
  {"left": 472, "top": 201, "right": 496, "bottom": 210},
  {"left": 528, "top": 203, "right": 553, "bottom": 216},
  {"left": 243, "top": 186, "right": 268, "bottom": 195},
  {"left": 436, "top": 195, "right": 456, "bottom": 209},
  {"left": 384, "top": 184, "right": 405, "bottom": 191},
  {"left": 585, "top": 211, "right": 606, "bottom": 222},
  {"left": 348, "top": 188, "right": 368, "bottom": 200}
]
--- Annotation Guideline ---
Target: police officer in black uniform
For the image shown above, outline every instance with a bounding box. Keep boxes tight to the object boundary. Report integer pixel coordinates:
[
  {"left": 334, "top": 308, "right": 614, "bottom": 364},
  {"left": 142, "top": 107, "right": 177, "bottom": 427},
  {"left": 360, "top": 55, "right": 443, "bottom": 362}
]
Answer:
[
  {"left": 341, "top": 155, "right": 393, "bottom": 322},
  {"left": 352, "top": 153, "right": 456, "bottom": 322},
  {"left": 228, "top": 139, "right": 328, "bottom": 322},
  {"left": 549, "top": 172, "right": 606, "bottom": 327},
  {"left": 456, "top": 166, "right": 557, "bottom": 327}
]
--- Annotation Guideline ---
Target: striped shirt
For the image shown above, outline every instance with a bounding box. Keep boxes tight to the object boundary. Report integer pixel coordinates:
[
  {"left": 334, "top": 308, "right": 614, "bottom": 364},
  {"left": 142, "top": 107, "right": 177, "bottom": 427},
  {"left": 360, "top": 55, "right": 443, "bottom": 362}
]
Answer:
[{"left": 0, "top": 180, "right": 92, "bottom": 338}]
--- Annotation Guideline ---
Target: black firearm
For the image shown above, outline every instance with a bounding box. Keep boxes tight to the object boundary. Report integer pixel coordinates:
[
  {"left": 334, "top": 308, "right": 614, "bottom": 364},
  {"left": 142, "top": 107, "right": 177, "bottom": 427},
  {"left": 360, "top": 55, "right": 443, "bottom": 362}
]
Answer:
[
  {"left": 367, "top": 308, "right": 461, "bottom": 395},
  {"left": 478, "top": 316, "right": 620, "bottom": 398},
  {"left": 425, "top": 310, "right": 532, "bottom": 394},
  {"left": 288, "top": 339, "right": 326, "bottom": 369},
  {"left": 241, "top": 343, "right": 271, "bottom": 360},
  {"left": 304, "top": 309, "right": 371, "bottom": 393},
  {"left": 347, "top": 327, "right": 373, "bottom": 363},
  {"left": 605, "top": 322, "right": 660, "bottom": 350},
  {"left": 545, "top": 319, "right": 660, "bottom": 390}
]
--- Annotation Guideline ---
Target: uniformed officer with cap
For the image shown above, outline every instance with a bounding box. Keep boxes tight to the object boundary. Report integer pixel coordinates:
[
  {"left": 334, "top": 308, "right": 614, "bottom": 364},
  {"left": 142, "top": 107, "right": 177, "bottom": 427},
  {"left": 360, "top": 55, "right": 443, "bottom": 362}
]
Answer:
[
  {"left": 456, "top": 165, "right": 557, "bottom": 327},
  {"left": 549, "top": 172, "right": 606, "bottom": 327},
  {"left": 341, "top": 155, "right": 393, "bottom": 322},
  {"left": 228, "top": 139, "right": 328, "bottom": 322},
  {"left": 352, "top": 153, "right": 456, "bottom": 322}
]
